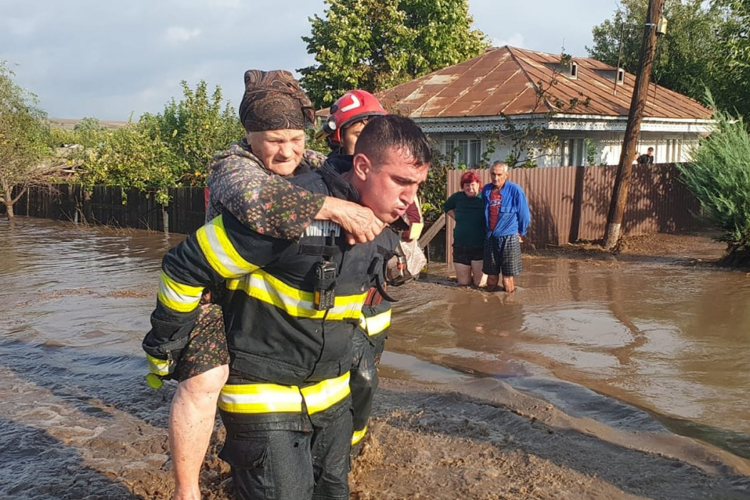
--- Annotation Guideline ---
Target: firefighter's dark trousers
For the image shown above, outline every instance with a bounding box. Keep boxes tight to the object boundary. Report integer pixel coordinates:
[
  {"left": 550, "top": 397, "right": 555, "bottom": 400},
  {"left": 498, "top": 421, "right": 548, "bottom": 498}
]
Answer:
[{"left": 219, "top": 400, "right": 352, "bottom": 500}]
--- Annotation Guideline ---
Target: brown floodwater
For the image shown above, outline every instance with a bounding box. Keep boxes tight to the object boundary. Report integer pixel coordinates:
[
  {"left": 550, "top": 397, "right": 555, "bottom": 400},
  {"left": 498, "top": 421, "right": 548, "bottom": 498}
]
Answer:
[{"left": 1, "top": 218, "right": 750, "bottom": 497}]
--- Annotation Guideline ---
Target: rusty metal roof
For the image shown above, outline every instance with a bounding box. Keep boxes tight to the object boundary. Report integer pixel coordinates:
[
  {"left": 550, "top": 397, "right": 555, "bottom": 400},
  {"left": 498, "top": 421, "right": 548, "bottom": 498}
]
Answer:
[{"left": 376, "top": 46, "right": 711, "bottom": 120}]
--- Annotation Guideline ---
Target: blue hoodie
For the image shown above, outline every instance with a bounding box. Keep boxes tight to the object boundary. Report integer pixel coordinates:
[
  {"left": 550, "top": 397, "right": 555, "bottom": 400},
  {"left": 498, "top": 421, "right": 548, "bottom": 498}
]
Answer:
[{"left": 481, "top": 181, "right": 530, "bottom": 238}]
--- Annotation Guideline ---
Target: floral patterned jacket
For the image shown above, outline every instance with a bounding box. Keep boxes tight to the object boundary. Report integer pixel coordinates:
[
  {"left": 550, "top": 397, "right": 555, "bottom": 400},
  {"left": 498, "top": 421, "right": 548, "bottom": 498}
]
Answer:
[{"left": 206, "top": 139, "right": 327, "bottom": 239}]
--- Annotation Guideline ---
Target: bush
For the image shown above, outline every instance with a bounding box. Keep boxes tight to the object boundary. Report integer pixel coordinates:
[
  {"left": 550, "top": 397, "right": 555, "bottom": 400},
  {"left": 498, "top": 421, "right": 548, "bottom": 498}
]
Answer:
[
  {"left": 419, "top": 148, "right": 452, "bottom": 222},
  {"left": 677, "top": 103, "right": 750, "bottom": 266},
  {"left": 81, "top": 122, "right": 188, "bottom": 205},
  {"left": 75, "top": 81, "right": 244, "bottom": 205}
]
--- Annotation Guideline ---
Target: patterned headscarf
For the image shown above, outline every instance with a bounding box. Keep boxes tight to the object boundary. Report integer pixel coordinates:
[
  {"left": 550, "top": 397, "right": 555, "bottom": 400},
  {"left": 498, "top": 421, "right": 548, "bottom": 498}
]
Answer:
[{"left": 239, "top": 69, "right": 315, "bottom": 132}]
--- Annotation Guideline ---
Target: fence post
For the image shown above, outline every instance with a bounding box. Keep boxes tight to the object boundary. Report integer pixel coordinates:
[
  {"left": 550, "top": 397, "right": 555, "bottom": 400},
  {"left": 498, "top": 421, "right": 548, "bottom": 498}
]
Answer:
[{"left": 162, "top": 205, "right": 169, "bottom": 235}]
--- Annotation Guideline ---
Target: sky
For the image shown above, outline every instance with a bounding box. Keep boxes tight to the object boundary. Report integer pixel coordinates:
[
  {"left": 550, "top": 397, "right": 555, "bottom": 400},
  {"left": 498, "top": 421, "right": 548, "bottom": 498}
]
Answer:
[{"left": 0, "top": 0, "right": 622, "bottom": 122}]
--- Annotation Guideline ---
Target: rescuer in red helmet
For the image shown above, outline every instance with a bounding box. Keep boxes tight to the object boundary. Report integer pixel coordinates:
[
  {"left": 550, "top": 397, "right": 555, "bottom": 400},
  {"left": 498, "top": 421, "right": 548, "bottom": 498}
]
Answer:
[
  {"left": 321, "top": 89, "right": 386, "bottom": 155},
  {"left": 320, "top": 90, "right": 427, "bottom": 457}
]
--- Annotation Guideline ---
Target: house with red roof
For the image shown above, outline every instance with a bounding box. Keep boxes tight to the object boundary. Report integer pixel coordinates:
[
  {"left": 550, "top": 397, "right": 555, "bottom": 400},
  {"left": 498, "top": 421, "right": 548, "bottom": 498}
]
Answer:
[{"left": 377, "top": 46, "right": 713, "bottom": 167}]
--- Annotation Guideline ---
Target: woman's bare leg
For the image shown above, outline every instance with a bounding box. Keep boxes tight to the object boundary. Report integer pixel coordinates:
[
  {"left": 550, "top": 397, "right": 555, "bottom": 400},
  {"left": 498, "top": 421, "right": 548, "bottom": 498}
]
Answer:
[
  {"left": 454, "top": 263, "right": 472, "bottom": 286},
  {"left": 470, "top": 260, "right": 485, "bottom": 287},
  {"left": 169, "top": 364, "right": 229, "bottom": 500}
]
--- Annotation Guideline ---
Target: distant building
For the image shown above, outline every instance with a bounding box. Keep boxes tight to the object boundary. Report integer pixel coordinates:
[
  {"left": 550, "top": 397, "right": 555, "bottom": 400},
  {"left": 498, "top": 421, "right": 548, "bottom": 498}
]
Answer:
[{"left": 377, "top": 46, "right": 713, "bottom": 167}]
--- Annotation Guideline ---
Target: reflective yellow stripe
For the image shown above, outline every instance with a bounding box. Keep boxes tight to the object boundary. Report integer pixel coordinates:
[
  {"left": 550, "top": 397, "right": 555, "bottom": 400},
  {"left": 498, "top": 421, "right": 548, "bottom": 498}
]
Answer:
[
  {"left": 405, "top": 197, "right": 424, "bottom": 240},
  {"left": 351, "top": 426, "right": 367, "bottom": 445},
  {"left": 227, "top": 270, "right": 366, "bottom": 320},
  {"left": 157, "top": 271, "right": 203, "bottom": 313},
  {"left": 218, "top": 372, "right": 351, "bottom": 415},
  {"left": 363, "top": 309, "right": 391, "bottom": 336},
  {"left": 218, "top": 383, "right": 303, "bottom": 413},
  {"left": 408, "top": 221, "right": 424, "bottom": 241},
  {"left": 146, "top": 353, "right": 171, "bottom": 376},
  {"left": 197, "top": 216, "right": 258, "bottom": 278},
  {"left": 300, "top": 372, "right": 351, "bottom": 414}
]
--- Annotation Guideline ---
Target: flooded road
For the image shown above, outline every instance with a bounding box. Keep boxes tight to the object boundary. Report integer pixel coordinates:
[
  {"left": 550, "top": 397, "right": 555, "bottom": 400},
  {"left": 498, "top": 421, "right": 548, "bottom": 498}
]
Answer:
[
  {"left": 387, "top": 257, "right": 750, "bottom": 460},
  {"left": 2, "top": 218, "right": 750, "bottom": 498}
]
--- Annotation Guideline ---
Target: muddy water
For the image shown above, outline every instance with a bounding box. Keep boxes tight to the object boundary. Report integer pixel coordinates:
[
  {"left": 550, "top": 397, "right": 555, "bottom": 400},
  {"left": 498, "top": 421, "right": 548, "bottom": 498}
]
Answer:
[
  {"left": 386, "top": 257, "right": 750, "bottom": 460},
  {"left": 1, "top": 218, "right": 749, "bottom": 497}
]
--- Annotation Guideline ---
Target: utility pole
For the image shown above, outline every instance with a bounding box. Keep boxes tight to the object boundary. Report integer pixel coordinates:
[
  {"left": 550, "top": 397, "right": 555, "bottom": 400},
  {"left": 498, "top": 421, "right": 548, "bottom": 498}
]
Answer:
[{"left": 603, "top": 0, "right": 665, "bottom": 249}]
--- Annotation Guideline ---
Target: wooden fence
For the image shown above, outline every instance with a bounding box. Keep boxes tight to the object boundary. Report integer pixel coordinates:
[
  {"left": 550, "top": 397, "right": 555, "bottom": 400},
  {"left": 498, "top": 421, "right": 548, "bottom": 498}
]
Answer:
[
  {"left": 9, "top": 184, "right": 206, "bottom": 235},
  {"left": 7, "top": 163, "right": 704, "bottom": 263},
  {"left": 445, "top": 163, "right": 704, "bottom": 263}
]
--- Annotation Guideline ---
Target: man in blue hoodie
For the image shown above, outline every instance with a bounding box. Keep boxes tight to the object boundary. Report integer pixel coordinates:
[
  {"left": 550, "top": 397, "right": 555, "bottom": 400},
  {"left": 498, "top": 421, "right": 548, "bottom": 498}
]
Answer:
[{"left": 481, "top": 161, "right": 530, "bottom": 293}]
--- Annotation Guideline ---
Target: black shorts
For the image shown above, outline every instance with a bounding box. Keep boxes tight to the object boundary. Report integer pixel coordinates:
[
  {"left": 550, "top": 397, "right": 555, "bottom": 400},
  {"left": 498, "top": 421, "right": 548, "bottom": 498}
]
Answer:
[
  {"left": 483, "top": 235, "right": 523, "bottom": 276},
  {"left": 452, "top": 244, "right": 484, "bottom": 266}
]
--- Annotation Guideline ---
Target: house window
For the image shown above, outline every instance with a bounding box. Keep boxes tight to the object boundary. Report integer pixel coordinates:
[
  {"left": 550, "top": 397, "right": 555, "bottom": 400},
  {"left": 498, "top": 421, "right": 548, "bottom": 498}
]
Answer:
[
  {"left": 447, "top": 138, "right": 482, "bottom": 167},
  {"left": 566, "top": 138, "right": 584, "bottom": 166},
  {"left": 445, "top": 139, "right": 455, "bottom": 163},
  {"left": 470, "top": 139, "right": 481, "bottom": 166}
]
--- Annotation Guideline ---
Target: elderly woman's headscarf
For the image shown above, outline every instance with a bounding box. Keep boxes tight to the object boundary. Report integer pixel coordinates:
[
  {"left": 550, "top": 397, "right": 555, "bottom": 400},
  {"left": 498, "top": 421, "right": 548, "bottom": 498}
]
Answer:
[{"left": 238, "top": 69, "right": 315, "bottom": 132}]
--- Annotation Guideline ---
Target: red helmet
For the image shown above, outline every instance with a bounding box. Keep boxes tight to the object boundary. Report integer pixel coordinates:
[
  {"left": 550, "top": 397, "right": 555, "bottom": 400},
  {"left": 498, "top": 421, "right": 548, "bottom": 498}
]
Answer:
[{"left": 323, "top": 89, "right": 386, "bottom": 144}]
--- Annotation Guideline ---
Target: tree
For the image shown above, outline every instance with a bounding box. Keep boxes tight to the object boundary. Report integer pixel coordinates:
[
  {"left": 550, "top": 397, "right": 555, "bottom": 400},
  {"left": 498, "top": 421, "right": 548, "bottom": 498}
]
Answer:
[
  {"left": 299, "top": 0, "right": 488, "bottom": 108},
  {"left": 676, "top": 99, "right": 750, "bottom": 266},
  {"left": 588, "top": 0, "right": 719, "bottom": 105},
  {"left": 0, "top": 60, "right": 55, "bottom": 220},
  {"left": 710, "top": 0, "right": 750, "bottom": 118},
  {"left": 588, "top": 0, "right": 750, "bottom": 118},
  {"left": 72, "top": 117, "right": 106, "bottom": 148},
  {"left": 145, "top": 80, "right": 243, "bottom": 184},
  {"left": 78, "top": 80, "right": 243, "bottom": 204},
  {"left": 80, "top": 122, "right": 188, "bottom": 205}
]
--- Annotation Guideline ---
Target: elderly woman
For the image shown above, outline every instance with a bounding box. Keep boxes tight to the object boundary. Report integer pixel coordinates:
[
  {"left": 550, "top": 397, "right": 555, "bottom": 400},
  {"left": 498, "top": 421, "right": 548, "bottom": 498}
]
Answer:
[{"left": 444, "top": 170, "right": 486, "bottom": 287}]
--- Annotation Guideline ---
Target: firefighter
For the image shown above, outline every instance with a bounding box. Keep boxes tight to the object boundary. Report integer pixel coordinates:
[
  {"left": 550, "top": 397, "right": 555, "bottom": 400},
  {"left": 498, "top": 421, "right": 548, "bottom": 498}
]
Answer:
[
  {"left": 319, "top": 90, "right": 427, "bottom": 454},
  {"left": 144, "top": 115, "right": 432, "bottom": 500},
  {"left": 153, "top": 70, "right": 386, "bottom": 500}
]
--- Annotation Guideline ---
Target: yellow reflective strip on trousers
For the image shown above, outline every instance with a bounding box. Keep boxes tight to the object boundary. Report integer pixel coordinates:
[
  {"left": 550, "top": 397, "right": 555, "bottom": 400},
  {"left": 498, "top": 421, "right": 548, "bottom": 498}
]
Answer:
[
  {"left": 351, "top": 426, "right": 368, "bottom": 445},
  {"left": 146, "top": 353, "right": 171, "bottom": 376},
  {"left": 364, "top": 309, "right": 391, "bottom": 336},
  {"left": 157, "top": 271, "right": 203, "bottom": 313},
  {"left": 218, "top": 383, "right": 303, "bottom": 413},
  {"left": 218, "top": 373, "right": 350, "bottom": 415},
  {"left": 300, "top": 372, "right": 350, "bottom": 414},
  {"left": 227, "top": 270, "right": 366, "bottom": 320},
  {"left": 196, "top": 216, "right": 258, "bottom": 278}
]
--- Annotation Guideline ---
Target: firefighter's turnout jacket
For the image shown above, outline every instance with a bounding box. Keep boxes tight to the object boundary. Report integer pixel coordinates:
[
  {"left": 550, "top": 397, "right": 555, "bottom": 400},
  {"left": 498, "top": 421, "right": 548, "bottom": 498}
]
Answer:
[{"left": 144, "top": 157, "right": 399, "bottom": 427}]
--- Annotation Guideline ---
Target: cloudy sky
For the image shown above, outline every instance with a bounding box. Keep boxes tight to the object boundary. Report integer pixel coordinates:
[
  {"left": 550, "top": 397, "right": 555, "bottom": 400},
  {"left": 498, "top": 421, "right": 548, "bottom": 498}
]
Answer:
[{"left": 0, "top": 0, "right": 620, "bottom": 121}]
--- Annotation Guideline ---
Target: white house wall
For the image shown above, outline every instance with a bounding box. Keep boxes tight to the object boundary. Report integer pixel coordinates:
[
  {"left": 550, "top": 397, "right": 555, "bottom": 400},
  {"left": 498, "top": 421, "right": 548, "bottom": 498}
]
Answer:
[{"left": 427, "top": 130, "right": 701, "bottom": 168}]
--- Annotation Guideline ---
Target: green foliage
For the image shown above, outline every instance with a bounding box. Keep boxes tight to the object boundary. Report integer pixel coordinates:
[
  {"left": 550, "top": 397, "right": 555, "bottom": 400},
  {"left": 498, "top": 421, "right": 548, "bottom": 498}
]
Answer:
[
  {"left": 144, "top": 81, "right": 243, "bottom": 185},
  {"left": 709, "top": 0, "right": 750, "bottom": 118},
  {"left": 588, "top": 0, "right": 750, "bottom": 118},
  {"left": 676, "top": 99, "right": 750, "bottom": 265},
  {"left": 584, "top": 138, "right": 597, "bottom": 166},
  {"left": 81, "top": 122, "right": 188, "bottom": 205},
  {"left": 299, "top": 0, "right": 488, "bottom": 108},
  {"left": 0, "top": 59, "right": 53, "bottom": 218},
  {"left": 76, "top": 80, "right": 244, "bottom": 204},
  {"left": 305, "top": 127, "right": 332, "bottom": 157},
  {"left": 499, "top": 118, "right": 560, "bottom": 168},
  {"left": 73, "top": 117, "right": 105, "bottom": 147},
  {"left": 418, "top": 143, "right": 451, "bottom": 222}
]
